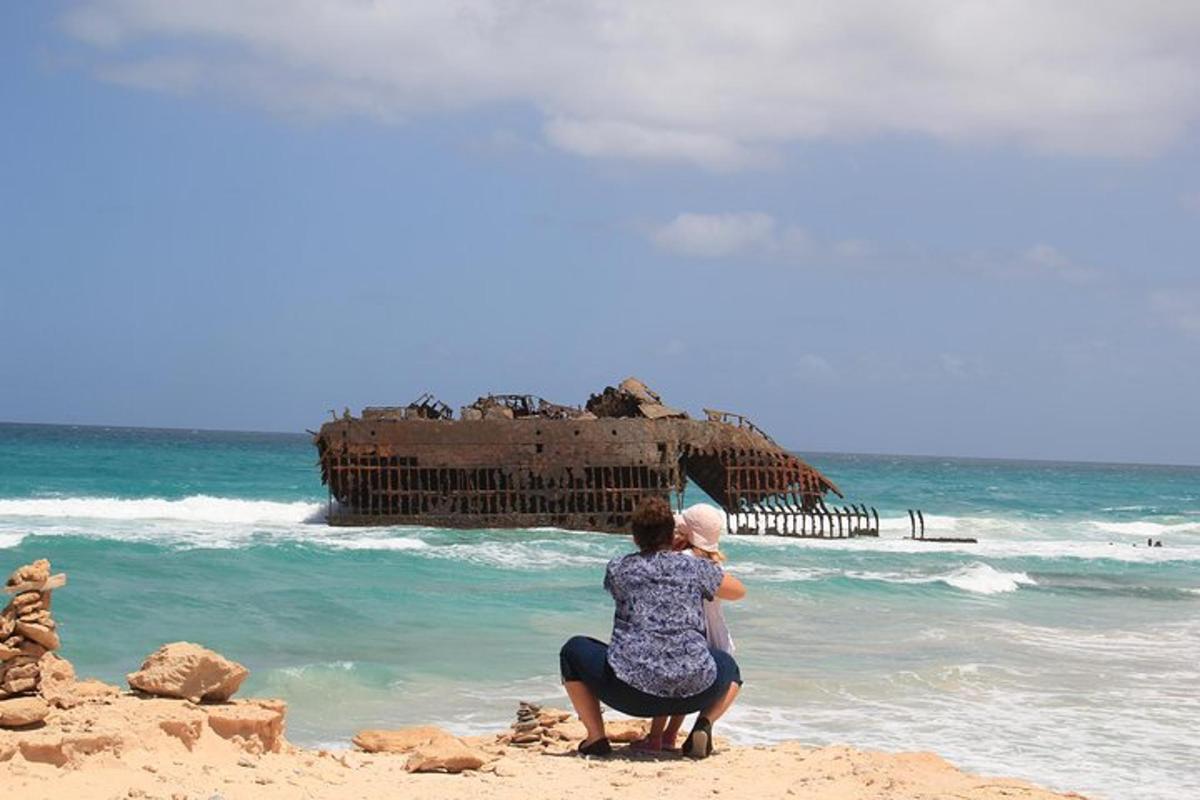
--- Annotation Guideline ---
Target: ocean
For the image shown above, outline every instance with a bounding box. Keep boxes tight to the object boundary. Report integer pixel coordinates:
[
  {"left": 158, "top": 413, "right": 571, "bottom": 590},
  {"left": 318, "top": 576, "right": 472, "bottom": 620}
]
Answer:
[{"left": 1, "top": 422, "right": 1196, "bottom": 799}]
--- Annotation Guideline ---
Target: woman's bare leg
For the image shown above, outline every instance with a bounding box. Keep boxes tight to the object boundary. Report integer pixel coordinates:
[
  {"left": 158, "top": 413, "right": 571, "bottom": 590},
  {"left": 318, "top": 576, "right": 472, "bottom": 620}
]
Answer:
[
  {"left": 699, "top": 681, "right": 740, "bottom": 724},
  {"left": 563, "top": 681, "right": 607, "bottom": 744}
]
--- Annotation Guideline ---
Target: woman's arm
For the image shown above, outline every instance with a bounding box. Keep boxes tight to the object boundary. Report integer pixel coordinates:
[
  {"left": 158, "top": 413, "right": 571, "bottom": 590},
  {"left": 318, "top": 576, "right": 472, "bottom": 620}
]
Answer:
[{"left": 715, "top": 573, "right": 745, "bottom": 601}]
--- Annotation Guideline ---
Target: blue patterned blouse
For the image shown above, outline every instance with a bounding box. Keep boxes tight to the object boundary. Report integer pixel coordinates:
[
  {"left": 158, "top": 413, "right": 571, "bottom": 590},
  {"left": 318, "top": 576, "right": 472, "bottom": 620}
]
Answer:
[{"left": 603, "top": 550, "right": 724, "bottom": 697}]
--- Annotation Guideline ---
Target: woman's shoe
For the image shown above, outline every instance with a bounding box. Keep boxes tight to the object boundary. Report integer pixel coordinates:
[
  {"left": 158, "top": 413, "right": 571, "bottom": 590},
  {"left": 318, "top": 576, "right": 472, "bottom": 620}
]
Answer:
[
  {"left": 578, "top": 736, "right": 613, "bottom": 757},
  {"left": 681, "top": 717, "right": 713, "bottom": 759}
]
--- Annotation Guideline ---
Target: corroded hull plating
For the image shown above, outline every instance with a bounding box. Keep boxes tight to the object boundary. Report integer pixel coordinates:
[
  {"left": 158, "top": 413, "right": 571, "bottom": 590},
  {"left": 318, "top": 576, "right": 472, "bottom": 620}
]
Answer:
[{"left": 314, "top": 404, "right": 842, "bottom": 533}]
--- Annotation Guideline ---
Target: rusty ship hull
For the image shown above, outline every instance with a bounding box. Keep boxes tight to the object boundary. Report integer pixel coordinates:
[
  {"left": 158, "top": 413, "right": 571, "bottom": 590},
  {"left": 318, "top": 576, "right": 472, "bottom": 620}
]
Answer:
[{"left": 313, "top": 379, "right": 846, "bottom": 534}]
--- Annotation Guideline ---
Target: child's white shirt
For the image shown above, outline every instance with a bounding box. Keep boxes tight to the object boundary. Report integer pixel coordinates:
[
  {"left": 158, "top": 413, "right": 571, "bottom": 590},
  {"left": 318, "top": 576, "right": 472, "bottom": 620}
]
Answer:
[{"left": 685, "top": 550, "right": 735, "bottom": 653}]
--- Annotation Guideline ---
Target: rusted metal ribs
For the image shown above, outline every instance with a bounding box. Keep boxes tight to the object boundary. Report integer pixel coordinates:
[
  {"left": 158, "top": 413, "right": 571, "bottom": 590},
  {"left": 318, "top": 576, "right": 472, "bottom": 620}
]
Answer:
[
  {"left": 727, "top": 503, "right": 881, "bottom": 539},
  {"left": 906, "top": 508, "right": 977, "bottom": 543},
  {"left": 314, "top": 378, "right": 900, "bottom": 536}
]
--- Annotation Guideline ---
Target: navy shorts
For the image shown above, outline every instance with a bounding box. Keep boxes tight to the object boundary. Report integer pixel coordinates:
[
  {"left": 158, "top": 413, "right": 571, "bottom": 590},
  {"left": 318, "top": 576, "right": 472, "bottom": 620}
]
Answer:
[{"left": 559, "top": 635, "right": 742, "bottom": 718}]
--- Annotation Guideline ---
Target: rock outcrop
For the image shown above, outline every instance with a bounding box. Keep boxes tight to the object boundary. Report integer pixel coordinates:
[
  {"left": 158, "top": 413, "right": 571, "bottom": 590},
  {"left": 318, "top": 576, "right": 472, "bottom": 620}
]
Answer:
[
  {"left": 127, "top": 642, "right": 249, "bottom": 703},
  {"left": 353, "top": 725, "right": 458, "bottom": 753},
  {"left": 37, "top": 652, "right": 119, "bottom": 709},
  {"left": 0, "top": 696, "right": 50, "bottom": 728},
  {"left": 351, "top": 725, "right": 490, "bottom": 773},
  {"left": 205, "top": 699, "right": 288, "bottom": 754},
  {"left": 0, "top": 559, "right": 66, "bottom": 711}
]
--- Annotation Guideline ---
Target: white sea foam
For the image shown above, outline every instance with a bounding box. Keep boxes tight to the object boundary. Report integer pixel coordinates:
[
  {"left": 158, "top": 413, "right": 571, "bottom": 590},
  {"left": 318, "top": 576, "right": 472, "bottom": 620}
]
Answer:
[
  {"left": 732, "top": 523, "right": 1200, "bottom": 563},
  {"left": 1087, "top": 519, "right": 1200, "bottom": 536},
  {"left": 0, "top": 495, "right": 324, "bottom": 525},
  {"left": 0, "top": 532, "right": 26, "bottom": 549},
  {"left": 732, "top": 563, "right": 833, "bottom": 582},
  {"left": 277, "top": 660, "right": 358, "bottom": 678},
  {"left": 422, "top": 540, "right": 611, "bottom": 571},
  {"left": 939, "top": 562, "right": 1036, "bottom": 594},
  {"left": 308, "top": 534, "right": 430, "bottom": 552},
  {"left": 4, "top": 495, "right": 1200, "bottom": 566},
  {"left": 844, "top": 562, "right": 1036, "bottom": 595}
]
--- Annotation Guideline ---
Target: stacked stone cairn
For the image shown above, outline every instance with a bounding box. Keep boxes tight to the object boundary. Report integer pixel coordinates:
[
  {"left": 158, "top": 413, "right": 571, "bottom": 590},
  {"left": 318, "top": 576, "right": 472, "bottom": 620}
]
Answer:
[
  {"left": 508, "top": 701, "right": 551, "bottom": 746},
  {"left": 0, "top": 559, "right": 65, "bottom": 701},
  {"left": 501, "top": 701, "right": 649, "bottom": 751}
]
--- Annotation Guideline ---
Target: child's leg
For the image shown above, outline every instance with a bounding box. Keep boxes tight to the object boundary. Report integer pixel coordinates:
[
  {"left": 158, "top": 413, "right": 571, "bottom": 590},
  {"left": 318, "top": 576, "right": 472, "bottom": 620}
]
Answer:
[
  {"left": 662, "top": 714, "right": 686, "bottom": 748},
  {"left": 631, "top": 716, "right": 667, "bottom": 751}
]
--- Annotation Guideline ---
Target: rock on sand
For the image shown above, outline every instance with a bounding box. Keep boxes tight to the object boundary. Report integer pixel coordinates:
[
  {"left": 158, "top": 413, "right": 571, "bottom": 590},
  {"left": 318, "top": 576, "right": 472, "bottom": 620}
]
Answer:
[{"left": 127, "top": 642, "right": 249, "bottom": 703}]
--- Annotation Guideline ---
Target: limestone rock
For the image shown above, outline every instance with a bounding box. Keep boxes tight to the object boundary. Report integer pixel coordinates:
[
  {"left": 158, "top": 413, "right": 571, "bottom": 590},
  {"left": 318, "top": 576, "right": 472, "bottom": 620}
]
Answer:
[
  {"left": 552, "top": 718, "right": 588, "bottom": 741},
  {"left": 353, "top": 725, "right": 456, "bottom": 754},
  {"left": 404, "top": 738, "right": 487, "bottom": 773},
  {"left": 127, "top": 642, "right": 248, "bottom": 703},
  {"left": 16, "top": 641, "right": 48, "bottom": 660},
  {"left": 7, "top": 559, "right": 50, "bottom": 587},
  {"left": 0, "top": 695, "right": 50, "bottom": 727},
  {"left": 605, "top": 719, "right": 650, "bottom": 743},
  {"left": 205, "top": 701, "right": 286, "bottom": 753},
  {"left": 159, "top": 717, "right": 205, "bottom": 751},
  {"left": 36, "top": 651, "right": 74, "bottom": 687},
  {"left": 536, "top": 707, "right": 572, "bottom": 726},
  {"left": 14, "top": 621, "right": 59, "bottom": 651},
  {"left": 37, "top": 652, "right": 119, "bottom": 709}
]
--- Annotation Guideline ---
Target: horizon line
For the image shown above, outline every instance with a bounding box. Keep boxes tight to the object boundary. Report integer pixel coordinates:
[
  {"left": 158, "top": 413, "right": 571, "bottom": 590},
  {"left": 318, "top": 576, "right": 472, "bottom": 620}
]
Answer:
[{"left": 3, "top": 418, "right": 1198, "bottom": 471}]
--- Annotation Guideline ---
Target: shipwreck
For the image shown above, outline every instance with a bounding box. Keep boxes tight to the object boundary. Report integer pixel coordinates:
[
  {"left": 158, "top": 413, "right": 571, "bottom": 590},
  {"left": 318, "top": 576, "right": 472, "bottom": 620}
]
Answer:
[{"left": 313, "top": 378, "right": 895, "bottom": 538}]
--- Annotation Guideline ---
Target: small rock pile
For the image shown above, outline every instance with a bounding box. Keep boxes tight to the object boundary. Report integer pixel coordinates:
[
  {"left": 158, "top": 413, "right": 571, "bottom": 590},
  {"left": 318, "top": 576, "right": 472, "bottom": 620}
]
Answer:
[
  {"left": 499, "top": 702, "right": 649, "bottom": 751},
  {"left": 0, "top": 559, "right": 66, "bottom": 701},
  {"left": 504, "top": 701, "right": 574, "bottom": 748}
]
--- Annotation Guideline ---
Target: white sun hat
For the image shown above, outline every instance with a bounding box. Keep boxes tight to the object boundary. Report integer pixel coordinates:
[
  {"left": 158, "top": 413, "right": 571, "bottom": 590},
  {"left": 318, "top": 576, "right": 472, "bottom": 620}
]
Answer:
[{"left": 674, "top": 503, "right": 725, "bottom": 553}]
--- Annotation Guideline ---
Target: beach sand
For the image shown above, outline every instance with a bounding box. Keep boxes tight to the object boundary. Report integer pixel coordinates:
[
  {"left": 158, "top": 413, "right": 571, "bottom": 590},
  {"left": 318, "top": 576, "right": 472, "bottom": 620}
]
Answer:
[{"left": 0, "top": 693, "right": 1085, "bottom": 800}]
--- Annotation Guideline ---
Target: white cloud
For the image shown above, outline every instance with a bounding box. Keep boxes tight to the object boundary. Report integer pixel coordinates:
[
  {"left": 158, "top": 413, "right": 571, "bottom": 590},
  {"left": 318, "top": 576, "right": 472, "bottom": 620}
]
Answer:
[
  {"left": 648, "top": 214, "right": 1101, "bottom": 289},
  {"left": 651, "top": 212, "right": 778, "bottom": 258},
  {"left": 1015, "top": 244, "right": 1100, "bottom": 284},
  {"left": 796, "top": 354, "right": 836, "bottom": 381},
  {"left": 939, "top": 353, "right": 971, "bottom": 378},
  {"left": 545, "top": 119, "right": 767, "bottom": 171},
  {"left": 955, "top": 243, "right": 1101, "bottom": 283},
  {"left": 61, "top": 1, "right": 1200, "bottom": 168},
  {"left": 649, "top": 210, "right": 865, "bottom": 263},
  {"left": 1149, "top": 290, "right": 1200, "bottom": 337}
]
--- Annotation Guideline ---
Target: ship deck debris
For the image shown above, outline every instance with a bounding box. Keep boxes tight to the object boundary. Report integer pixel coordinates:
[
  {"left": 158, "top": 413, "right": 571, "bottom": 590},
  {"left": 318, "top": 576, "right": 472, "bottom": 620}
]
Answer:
[{"left": 314, "top": 377, "right": 928, "bottom": 539}]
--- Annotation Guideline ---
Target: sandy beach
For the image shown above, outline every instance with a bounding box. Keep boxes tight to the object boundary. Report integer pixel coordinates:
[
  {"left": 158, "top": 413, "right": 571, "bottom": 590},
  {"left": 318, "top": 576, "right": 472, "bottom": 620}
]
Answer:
[{"left": 1, "top": 693, "right": 1084, "bottom": 800}]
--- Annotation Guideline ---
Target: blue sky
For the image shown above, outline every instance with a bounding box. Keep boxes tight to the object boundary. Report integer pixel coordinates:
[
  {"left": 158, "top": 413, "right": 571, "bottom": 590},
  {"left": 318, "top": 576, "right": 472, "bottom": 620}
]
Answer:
[{"left": 2, "top": 2, "right": 1198, "bottom": 464}]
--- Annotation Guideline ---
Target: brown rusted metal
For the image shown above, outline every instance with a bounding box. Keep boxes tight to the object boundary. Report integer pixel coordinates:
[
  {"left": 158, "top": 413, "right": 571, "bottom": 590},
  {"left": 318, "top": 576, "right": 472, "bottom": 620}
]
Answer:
[{"left": 312, "top": 377, "right": 857, "bottom": 534}]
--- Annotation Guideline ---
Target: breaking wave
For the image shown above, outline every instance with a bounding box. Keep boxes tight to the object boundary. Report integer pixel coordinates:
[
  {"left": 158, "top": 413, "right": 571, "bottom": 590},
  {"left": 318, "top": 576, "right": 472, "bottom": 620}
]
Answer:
[
  {"left": 939, "top": 562, "right": 1037, "bottom": 594},
  {"left": 0, "top": 495, "right": 324, "bottom": 525},
  {"left": 845, "top": 562, "right": 1037, "bottom": 595}
]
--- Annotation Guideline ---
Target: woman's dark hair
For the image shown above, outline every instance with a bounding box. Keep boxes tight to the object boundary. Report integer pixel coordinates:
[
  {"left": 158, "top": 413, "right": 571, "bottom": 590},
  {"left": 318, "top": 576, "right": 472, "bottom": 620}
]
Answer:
[{"left": 631, "top": 496, "right": 675, "bottom": 553}]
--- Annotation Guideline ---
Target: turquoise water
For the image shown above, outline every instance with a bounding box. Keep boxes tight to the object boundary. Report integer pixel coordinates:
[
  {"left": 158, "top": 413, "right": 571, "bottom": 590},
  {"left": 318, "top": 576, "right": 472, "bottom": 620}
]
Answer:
[{"left": 1, "top": 423, "right": 1197, "bottom": 799}]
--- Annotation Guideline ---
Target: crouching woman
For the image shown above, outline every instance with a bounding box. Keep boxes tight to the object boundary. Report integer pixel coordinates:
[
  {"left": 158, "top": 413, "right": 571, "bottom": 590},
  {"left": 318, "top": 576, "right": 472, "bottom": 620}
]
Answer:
[{"left": 559, "top": 497, "right": 745, "bottom": 758}]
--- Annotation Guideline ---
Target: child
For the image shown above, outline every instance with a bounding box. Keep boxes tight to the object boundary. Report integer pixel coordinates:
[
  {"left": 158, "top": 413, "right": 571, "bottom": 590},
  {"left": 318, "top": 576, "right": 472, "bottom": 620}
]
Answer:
[{"left": 634, "top": 503, "right": 734, "bottom": 752}]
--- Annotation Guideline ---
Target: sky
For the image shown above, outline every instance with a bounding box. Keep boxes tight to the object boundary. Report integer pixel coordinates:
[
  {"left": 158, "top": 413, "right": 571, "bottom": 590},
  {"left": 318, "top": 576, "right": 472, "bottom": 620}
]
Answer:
[{"left": 1, "top": 1, "right": 1198, "bottom": 464}]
